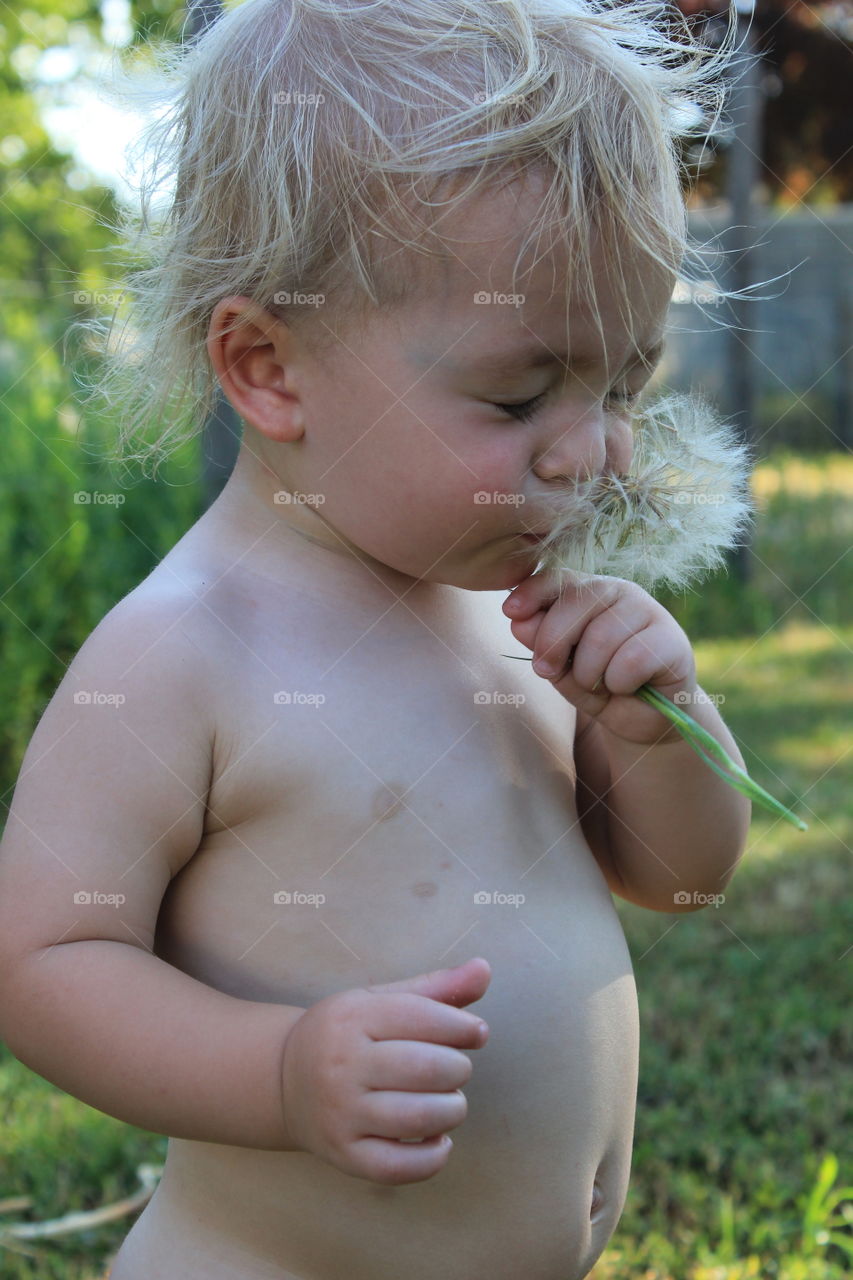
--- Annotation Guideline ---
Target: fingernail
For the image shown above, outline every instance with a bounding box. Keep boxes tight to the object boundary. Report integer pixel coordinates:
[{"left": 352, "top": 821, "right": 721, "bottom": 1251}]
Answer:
[{"left": 534, "top": 659, "right": 557, "bottom": 676}]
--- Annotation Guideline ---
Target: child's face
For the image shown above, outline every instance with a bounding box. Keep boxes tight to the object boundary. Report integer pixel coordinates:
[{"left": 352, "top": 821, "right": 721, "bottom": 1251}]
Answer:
[{"left": 252, "top": 175, "right": 673, "bottom": 593}]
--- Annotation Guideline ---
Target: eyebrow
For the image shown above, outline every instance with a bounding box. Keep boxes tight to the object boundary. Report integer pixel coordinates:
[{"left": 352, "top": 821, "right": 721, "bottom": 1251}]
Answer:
[{"left": 463, "top": 338, "right": 665, "bottom": 377}]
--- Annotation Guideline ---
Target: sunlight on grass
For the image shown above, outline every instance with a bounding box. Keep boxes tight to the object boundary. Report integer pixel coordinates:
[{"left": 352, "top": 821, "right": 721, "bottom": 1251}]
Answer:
[
  {"left": 688, "top": 620, "right": 852, "bottom": 865},
  {"left": 751, "top": 452, "right": 853, "bottom": 500}
]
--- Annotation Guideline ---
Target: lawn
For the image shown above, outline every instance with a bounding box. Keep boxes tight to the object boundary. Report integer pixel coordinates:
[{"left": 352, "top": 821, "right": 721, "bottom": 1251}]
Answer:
[{"left": 0, "top": 444, "right": 850, "bottom": 1279}]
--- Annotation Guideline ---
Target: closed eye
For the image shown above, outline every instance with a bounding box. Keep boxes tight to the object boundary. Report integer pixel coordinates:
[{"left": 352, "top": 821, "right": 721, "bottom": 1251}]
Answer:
[
  {"left": 495, "top": 394, "right": 546, "bottom": 423},
  {"left": 494, "top": 384, "right": 643, "bottom": 424}
]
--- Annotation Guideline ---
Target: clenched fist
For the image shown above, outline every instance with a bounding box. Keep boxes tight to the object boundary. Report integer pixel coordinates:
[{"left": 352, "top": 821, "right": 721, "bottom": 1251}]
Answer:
[{"left": 279, "top": 957, "right": 491, "bottom": 1184}]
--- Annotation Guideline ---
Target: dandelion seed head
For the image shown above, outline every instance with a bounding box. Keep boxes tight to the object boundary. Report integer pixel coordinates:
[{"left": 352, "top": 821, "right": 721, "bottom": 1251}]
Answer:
[{"left": 530, "top": 390, "right": 755, "bottom": 592}]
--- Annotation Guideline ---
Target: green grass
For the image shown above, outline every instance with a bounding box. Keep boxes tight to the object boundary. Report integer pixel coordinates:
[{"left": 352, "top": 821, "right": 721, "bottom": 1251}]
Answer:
[
  {"left": 0, "top": 370, "right": 851, "bottom": 1276},
  {"left": 593, "top": 617, "right": 853, "bottom": 1280},
  {"left": 1, "top": 623, "right": 849, "bottom": 1279}
]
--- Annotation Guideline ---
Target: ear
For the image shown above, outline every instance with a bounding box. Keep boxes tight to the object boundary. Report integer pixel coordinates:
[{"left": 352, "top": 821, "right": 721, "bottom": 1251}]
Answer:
[{"left": 206, "top": 296, "right": 306, "bottom": 443}]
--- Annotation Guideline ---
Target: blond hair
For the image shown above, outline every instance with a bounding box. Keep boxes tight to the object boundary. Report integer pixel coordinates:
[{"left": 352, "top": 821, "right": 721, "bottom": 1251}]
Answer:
[{"left": 72, "top": 0, "right": 750, "bottom": 477}]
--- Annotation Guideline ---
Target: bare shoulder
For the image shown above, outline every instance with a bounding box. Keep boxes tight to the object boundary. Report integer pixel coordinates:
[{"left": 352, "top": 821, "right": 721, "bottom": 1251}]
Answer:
[
  {"left": 0, "top": 569, "right": 238, "bottom": 966},
  {"left": 73, "top": 565, "right": 234, "bottom": 720}
]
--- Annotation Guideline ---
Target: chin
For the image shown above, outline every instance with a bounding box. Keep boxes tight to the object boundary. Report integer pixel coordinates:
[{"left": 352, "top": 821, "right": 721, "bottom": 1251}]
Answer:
[{"left": 445, "top": 564, "right": 542, "bottom": 592}]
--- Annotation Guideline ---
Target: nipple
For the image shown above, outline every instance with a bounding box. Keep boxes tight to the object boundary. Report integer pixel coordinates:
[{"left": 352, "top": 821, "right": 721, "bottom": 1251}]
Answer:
[{"left": 371, "top": 781, "right": 406, "bottom": 823}]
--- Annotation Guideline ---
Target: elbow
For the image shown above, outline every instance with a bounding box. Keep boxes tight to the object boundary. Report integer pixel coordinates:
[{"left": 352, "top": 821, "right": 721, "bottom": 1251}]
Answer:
[{"left": 668, "top": 888, "right": 727, "bottom": 913}]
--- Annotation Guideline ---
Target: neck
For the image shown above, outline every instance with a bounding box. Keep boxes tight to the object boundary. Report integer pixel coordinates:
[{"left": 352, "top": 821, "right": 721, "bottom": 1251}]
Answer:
[{"left": 201, "top": 443, "right": 447, "bottom": 608}]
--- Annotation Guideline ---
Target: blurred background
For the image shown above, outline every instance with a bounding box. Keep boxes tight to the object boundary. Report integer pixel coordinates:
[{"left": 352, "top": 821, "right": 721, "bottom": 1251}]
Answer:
[{"left": 0, "top": 2, "right": 850, "bottom": 1278}]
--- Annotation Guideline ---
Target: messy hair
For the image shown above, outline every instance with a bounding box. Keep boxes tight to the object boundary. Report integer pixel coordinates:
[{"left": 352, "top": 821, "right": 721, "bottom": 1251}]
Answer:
[{"left": 72, "top": 0, "right": 752, "bottom": 478}]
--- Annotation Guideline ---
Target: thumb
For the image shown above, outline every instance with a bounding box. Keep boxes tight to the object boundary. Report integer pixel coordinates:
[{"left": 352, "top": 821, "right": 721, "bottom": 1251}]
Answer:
[{"left": 366, "top": 957, "right": 491, "bottom": 1008}]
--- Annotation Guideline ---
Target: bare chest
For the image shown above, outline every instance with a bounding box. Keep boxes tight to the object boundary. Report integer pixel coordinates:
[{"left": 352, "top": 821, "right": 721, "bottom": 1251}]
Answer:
[
  {"left": 153, "top": 590, "right": 606, "bottom": 1001},
  {"left": 138, "top": 585, "right": 638, "bottom": 1280}
]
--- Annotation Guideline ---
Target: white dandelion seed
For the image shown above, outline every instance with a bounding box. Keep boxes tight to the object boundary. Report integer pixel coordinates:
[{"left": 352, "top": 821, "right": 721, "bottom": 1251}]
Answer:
[
  {"left": 505, "top": 391, "right": 806, "bottom": 830},
  {"left": 528, "top": 390, "right": 756, "bottom": 593}
]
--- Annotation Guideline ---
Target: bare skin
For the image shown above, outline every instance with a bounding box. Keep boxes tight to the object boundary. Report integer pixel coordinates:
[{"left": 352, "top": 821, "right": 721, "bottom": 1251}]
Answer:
[
  {"left": 2, "top": 176, "right": 744, "bottom": 1280},
  {"left": 105, "top": 502, "right": 638, "bottom": 1280}
]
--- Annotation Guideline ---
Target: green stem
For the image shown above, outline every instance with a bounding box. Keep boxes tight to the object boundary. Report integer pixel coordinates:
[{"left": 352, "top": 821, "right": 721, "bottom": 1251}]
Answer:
[{"left": 500, "top": 655, "right": 808, "bottom": 831}]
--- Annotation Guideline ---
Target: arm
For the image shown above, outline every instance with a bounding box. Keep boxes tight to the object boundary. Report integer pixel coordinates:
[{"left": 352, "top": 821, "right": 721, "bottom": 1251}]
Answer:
[
  {"left": 574, "top": 697, "right": 751, "bottom": 913},
  {"left": 3, "top": 941, "right": 304, "bottom": 1149},
  {"left": 0, "top": 593, "right": 304, "bottom": 1150}
]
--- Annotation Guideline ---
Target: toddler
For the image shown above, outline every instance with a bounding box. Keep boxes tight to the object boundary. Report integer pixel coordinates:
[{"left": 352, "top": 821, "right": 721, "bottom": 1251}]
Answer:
[{"left": 0, "top": 2, "right": 750, "bottom": 1277}]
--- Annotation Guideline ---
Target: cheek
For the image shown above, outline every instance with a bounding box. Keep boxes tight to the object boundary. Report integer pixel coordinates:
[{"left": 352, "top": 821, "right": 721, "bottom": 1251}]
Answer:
[{"left": 467, "top": 438, "right": 530, "bottom": 521}]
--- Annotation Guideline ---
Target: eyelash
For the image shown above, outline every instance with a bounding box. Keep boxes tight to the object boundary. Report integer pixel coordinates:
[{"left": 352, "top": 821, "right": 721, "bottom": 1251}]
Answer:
[{"left": 495, "top": 386, "right": 641, "bottom": 423}]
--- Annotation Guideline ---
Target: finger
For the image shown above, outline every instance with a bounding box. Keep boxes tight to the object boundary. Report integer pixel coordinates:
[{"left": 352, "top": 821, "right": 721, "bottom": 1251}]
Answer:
[
  {"left": 503, "top": 569, "right": 566, "bottom": 619},
  {"left": 359, "top": 1089, "right": 468, "bottom": 1141},
  {"left": 507, "top": 609, "right": 547, "bottom": 655},
  {"left": 366, "top": 957, "right": 491, "bottom": 1006},
  {"left": 364, "top": 994, "right": 490, "bottom": 1049},
  {"left": 560, "top": 610, "right": 642, "bottom": 691},
  {"left": 367, "top": 1041, "right": 474, "bottom": 1092},
  {"left": 604, "top": 629, "right": 691, "bottom": 698},
  {"left": 351, "top": 1133, "right": 453, "bottom": 1185},
  {"left": 544, "top": 666, "right": 611, "bottom": 718},
  {"left": 532, "top": 579, "right": 637, "bottom": 676}
]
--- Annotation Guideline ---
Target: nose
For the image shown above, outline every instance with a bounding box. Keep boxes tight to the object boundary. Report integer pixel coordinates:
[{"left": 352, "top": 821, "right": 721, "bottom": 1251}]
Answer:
[
  {"left": 532, "top": 405, "right": 609, "bottom": 485},
  {"left": 604, "top": 414, "right": 633, "bottom": 475}
]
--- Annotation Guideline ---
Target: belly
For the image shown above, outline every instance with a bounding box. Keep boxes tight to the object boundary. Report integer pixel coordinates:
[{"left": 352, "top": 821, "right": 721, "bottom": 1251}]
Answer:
[{"left": 137, "top": 826, "right": 638, "bottom": 1280}]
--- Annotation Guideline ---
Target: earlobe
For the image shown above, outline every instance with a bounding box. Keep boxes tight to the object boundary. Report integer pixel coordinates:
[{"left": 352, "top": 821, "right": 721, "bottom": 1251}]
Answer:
[{"left": 206, "top": 296, "right": 306, "bottom": 444}]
